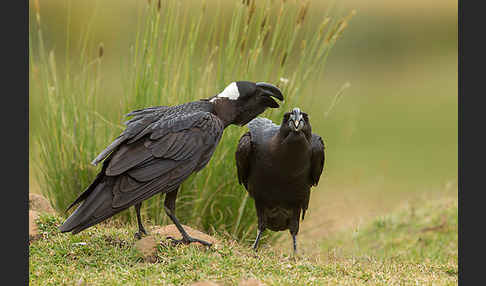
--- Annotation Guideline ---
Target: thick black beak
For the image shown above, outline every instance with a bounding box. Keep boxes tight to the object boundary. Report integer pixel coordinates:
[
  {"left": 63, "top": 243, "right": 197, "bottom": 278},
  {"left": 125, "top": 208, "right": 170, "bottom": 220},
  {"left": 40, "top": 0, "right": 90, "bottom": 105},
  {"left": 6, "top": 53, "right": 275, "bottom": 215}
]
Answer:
[{"left": 256, "top": 82, "right": 284, "bottom": 101}]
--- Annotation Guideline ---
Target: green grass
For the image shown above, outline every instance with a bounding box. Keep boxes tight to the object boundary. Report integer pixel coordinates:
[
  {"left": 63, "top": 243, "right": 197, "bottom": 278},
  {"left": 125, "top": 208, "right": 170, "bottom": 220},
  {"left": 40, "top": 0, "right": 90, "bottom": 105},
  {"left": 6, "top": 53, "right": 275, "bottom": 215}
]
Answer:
[
  {"left": 320, "top": 195, "right": 458, "bottom": 284},
  {"left": 29, "top": 195, "right": 457, "bottom": 285},
  {"left": 30, "top": 0, "right": 354, "bottom": 242}
]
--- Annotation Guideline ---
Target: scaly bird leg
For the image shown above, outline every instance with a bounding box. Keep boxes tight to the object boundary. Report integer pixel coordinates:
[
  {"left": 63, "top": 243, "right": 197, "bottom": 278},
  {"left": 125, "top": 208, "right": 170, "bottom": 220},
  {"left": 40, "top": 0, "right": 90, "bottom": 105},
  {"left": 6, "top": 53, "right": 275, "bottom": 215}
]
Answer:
[
  {"left": 291, "top": 232, "right": 298, "bottom": 254},
  {"left": 290, "top": 208, "right": 300, "bottom": 255},
  {"left": 134, "top": 202, "right": 148, "bottom": 239},
  {"left": 164, "top": 189, "right": 212, "bottom": 247},
  {"left": 252, "top": 229, "right": 264, "bottom": 251},
  {"left": 253, "top": 202, "right": 266, "bottom": 251}
]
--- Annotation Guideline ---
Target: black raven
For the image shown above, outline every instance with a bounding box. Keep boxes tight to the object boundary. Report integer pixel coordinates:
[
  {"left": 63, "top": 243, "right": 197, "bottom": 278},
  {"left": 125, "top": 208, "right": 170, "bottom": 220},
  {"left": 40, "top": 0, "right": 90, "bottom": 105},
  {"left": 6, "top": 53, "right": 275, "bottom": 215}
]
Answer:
[
  {"left": 59, "top": 81, "right": 284, "bottom": 246},
  {"left": 235, "top": 107, "right": 325, "bottom": 253}
]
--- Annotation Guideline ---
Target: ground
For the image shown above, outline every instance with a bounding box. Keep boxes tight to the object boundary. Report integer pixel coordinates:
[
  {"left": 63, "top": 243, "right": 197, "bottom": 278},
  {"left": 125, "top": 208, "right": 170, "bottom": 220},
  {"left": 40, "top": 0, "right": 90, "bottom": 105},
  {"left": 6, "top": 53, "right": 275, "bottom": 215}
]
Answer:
[{"left": 29, "top": 194, "right": 457, "bottom": 285}]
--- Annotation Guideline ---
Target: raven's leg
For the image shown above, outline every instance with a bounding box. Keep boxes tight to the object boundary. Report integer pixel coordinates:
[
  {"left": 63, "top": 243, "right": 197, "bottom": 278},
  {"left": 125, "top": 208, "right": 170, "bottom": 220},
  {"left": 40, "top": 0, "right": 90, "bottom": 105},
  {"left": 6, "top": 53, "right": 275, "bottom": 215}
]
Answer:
[
  {"left": 252, "top": 203, "right": 266, "bottom": 251},
  {"left": 252, "top": 228, "right": 264, "bottom": 251},
  {"left": 290, "top": 232, "right": 297, "bottom": 253},
  {"left": 134, "top": 202, "right": 148, "bottom": 239},
  {"left": 289, "top": 208, "right": 301, "bottom": 254},
  {"left": 164, "top": 188, "right": 212, "bottom": 247}
]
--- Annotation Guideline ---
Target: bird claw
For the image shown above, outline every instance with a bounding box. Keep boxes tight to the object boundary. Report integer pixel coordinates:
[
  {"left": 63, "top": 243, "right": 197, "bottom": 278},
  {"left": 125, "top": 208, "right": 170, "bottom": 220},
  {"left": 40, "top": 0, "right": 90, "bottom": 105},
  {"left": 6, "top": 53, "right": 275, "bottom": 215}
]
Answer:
[
  {"left": 166, "top": 236, "right": 212, "bottom": 247},
  {"left": 134, "top": 229, "right": 148, "bottom": 240}
]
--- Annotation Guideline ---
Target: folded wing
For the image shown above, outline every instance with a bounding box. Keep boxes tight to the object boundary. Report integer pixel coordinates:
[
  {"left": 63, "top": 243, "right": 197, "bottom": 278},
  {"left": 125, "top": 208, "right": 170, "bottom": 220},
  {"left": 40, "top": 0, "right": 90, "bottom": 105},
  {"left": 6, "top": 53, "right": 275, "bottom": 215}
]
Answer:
[
  {"left": 70, "top": 106, "right": 223, "bottom": 211},
  {"left": 106, "top": 111, "right": 224, "bottom": 209},
  {"left": 310, "top": 134, "right": 325, "bottom": 186},
  {"left": 235, "top": 132, "right": 252, "bottom": 190}
]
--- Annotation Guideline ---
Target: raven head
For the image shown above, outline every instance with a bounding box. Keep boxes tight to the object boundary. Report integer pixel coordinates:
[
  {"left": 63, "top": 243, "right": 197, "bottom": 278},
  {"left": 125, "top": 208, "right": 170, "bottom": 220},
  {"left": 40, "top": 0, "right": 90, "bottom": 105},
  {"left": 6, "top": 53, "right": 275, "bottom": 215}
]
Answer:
[
  {"left": 288, "top": 107, "right": 305, "bottom": 132},
  {"left": 281, "top": 107, "right": 312, "bottom": 140},
  {"left": 210, "top": 81, "right": 284, "bottom": 126}
]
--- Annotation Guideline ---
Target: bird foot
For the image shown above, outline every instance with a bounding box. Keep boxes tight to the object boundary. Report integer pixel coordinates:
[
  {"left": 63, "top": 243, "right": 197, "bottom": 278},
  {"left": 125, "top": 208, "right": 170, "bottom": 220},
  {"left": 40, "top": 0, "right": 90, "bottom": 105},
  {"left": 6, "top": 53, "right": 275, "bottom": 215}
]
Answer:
[
  {"left": 134, "top": 229, "right": 148, "bottom": 240},
  {"left": 166, "top": 236, "right": 212, "bottom": 247}
]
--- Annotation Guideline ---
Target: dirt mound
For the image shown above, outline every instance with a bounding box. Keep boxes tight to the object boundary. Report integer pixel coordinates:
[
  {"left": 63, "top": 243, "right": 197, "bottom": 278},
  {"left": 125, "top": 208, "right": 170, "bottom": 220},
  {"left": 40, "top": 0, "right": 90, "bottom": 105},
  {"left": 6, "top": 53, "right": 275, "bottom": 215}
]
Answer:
[
  {"left": 151, "top": 224, "right": 220, "bottom": 246},
  {"left": 29, "top": 193, "right": 56, "bottom": 214},
  {"left": 239, "top": 279, "right": 266, "bottom": 286},
  {"left": 190, "top": 281, "right": 220, "bottom": 286},
  {"left": 189, "top": 278, "right": 266, "bottom": 286},
  {"left": 134, "top": 224, "right": 220, "bottom": 262},
  {"left": 29, "top": 210, "right": 41, "bottom": 242}
]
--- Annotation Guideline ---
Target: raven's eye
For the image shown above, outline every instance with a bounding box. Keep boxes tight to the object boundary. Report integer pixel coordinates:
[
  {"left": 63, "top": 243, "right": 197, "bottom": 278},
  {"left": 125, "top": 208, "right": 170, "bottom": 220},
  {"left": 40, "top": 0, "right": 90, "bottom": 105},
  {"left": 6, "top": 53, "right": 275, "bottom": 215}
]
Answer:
[{"left": 302, "top": 113, "right": 309, "bottom": 121}]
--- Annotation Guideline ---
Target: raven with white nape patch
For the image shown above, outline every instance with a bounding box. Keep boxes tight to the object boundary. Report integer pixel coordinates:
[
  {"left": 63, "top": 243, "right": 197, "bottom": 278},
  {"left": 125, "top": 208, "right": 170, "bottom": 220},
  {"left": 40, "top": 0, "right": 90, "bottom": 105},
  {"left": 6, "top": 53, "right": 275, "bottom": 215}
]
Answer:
[
  {"left": 59, "top": 81, "right": 283, "bottom": 247},
  {"left": 235, "top": 108, "right": 325, "bottom": 253}
]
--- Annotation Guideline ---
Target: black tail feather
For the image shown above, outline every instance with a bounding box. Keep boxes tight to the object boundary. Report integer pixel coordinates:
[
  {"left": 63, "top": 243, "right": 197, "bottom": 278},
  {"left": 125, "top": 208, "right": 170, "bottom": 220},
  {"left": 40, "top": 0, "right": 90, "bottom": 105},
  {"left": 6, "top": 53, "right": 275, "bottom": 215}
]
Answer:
[
  {"left": 65, "top": 172, "right": 104, "bottom": 213},
  {"left": 59, "top": 176, "right": 127, "bottom": 233},
  {"left": 65, "top": 153, "right": 114, "bottom": 213}
]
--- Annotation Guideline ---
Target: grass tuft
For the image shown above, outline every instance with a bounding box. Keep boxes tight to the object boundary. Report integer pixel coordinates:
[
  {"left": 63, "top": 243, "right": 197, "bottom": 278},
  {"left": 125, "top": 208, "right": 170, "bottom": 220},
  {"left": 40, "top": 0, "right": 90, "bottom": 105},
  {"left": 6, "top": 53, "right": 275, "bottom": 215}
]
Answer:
[
  {"left": 321, "top": 195, "right": 458, "bottom": 274},
  {"left": 29, "top": 196, "right": 457, "bottom": 285}
]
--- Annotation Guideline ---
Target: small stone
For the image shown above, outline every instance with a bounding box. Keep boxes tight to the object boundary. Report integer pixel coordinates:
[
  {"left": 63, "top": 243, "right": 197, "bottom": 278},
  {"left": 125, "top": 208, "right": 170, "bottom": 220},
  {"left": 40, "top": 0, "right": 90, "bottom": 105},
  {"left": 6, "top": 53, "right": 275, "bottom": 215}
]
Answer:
[
  {"left": 134, "top": 236, "right": 158, "bottom": 262},
  {"left": 72, "top": 242, "right": 87, "bottom": 246}
]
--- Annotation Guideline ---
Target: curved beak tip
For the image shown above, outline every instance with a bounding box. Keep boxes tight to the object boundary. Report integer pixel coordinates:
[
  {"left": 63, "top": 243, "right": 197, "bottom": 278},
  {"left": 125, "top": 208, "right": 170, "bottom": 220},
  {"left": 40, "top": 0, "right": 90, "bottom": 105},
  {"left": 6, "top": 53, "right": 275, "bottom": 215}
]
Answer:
[
  {"left": 256, "top": 82, "right": 284, "bottom": 101},
  {"left": 274, "top": 91, "right": 284, "bottom": 101}
]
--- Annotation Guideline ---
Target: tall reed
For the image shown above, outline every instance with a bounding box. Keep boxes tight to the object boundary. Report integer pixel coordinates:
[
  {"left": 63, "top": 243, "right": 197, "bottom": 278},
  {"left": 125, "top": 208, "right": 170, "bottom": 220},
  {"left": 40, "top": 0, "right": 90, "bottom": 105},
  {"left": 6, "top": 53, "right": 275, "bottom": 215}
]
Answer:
[{"left": 30, "top": 0, "right": 120, "bottom": 213}]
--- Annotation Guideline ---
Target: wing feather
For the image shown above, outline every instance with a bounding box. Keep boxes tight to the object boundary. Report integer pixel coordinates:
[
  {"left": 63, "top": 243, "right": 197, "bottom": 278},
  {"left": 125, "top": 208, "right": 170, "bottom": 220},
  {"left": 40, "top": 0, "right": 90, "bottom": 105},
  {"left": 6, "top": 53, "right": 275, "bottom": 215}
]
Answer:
[
  {"left": 310, "top": 134, "right": 325, "bottom": 186},
  {"left": 106, "top": 111, "right": 223, "bottom": 208},
  {"left": 105, "top": 139, "right": 153, "bottom": 176},
  {"left": 127, "top": 158, "right": 178, "bottom": 182},
  {"left": 247, "top": 117, "right": 279, "bottom": 145},
  {"left": 235, "top": 132, "right": 253, "bottom": 190},
  {"left": 91, "top": 106, "right": 169, "bottom": 165}
]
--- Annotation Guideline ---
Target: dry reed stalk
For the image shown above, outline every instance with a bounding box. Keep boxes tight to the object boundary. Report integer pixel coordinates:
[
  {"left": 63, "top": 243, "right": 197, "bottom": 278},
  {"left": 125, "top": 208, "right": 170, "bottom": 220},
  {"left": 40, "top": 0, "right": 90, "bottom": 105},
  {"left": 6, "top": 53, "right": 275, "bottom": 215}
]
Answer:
[{"left": 296, "top": 1, "right": 310, "bottom": 25}]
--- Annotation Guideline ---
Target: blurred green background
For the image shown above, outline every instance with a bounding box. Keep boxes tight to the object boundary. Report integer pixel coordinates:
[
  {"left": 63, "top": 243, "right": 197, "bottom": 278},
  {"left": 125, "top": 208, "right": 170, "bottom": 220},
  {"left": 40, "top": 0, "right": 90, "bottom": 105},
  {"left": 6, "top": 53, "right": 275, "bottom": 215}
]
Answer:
[{"left": 29, "top": 0, "right": 457, "bottom": 246}]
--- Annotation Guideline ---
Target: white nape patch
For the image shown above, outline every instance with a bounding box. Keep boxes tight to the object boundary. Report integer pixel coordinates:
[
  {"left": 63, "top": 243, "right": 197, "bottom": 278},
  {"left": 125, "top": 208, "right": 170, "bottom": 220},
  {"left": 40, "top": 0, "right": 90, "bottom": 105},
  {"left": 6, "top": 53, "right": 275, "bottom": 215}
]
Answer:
[{"left": 210, "top": 82, "right": 240, "bottom": 102}]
